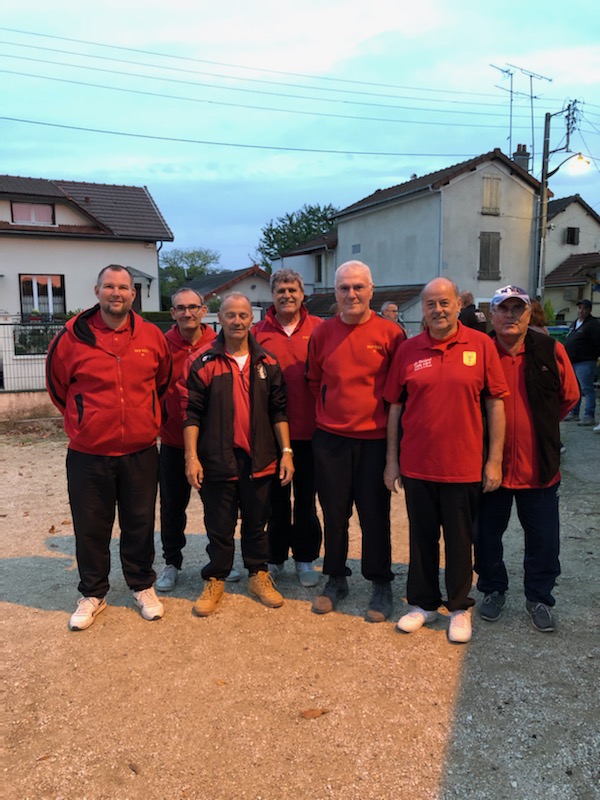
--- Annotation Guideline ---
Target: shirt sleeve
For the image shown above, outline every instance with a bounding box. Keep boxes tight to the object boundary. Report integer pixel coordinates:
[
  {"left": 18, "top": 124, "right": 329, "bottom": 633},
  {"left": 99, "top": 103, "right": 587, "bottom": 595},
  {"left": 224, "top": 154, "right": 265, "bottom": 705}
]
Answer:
[{"left": 483, "top": 338, "right": 510, "bottom": 398}]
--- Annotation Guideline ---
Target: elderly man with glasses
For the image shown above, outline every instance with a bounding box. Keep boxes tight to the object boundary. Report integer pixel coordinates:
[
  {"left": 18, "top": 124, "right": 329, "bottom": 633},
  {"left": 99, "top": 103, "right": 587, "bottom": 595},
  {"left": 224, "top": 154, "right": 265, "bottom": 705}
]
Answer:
[
  {"left": 306, "top": 260, "right": 406, "bottom": 621},
  {"left": 155, "top": 287, "right": 217, "bottom": 592}
]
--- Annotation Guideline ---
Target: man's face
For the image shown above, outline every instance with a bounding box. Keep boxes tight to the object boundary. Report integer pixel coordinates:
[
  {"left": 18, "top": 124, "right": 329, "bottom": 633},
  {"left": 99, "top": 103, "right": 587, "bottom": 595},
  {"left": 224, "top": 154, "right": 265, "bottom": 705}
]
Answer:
[
  {"left": 491, "top": 299, "right": 531, "bottom": 341},
  {"left": 577, "top": 304, "right": 591, "bottom": 320},
  {"left": 382, "top": 304, "right": 399, "bottom": 321},
  {"left": 171, "top": 290, "right": 206, "bottom": 336},
  {"left": 335, "top": 266, "right": 374, "bottom": 323},
  {"left": 218, "top": 296, "right": 253, "bottom": 345},
  {"left": 94, "top": 269, "right": 135, "bottom": 320},
  {"left": 422, "top": 279, "right": 461, "bottom": 340},
  {"left": 272, "top": 280, "right": 304, "bottom": 318}
]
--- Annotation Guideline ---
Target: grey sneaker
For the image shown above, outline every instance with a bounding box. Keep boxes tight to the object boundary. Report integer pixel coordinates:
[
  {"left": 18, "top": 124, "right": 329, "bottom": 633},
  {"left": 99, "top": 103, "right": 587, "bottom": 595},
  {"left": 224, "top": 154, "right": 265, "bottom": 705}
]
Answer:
[
  {"left": 479, "top": 591, "right": 506, "bottom": 622},
  {"left": 268, "top": 562, "right": 285, "bottom": 579},
  {"left": 365, "top": 582, "right": 393, "bottom": 622},
  {"left": 69, "top": 596, "right": 107, "bottom": 631},
  {"left": 133, "top": 587, "right": 164, "bottom": 621},
  {"left": 295, "top": 561, "right": 320, "bottom": 588},
  {"left": 577, "top": 416, "right": 595, "bottom": 427},
  {"left": 312, "top": 576, "right": 349, "bottom": 614},
  {"left": 225, "top": 568, "right": 241, "bottom": 583},
  {"left": 563, "top": 412, "right": 578, "bottom": 422},
  {"left": 156, "top": 564, "right": 178, "bottom": 592},
  {"left": 526, "top": 600, "right": 555, "bottom": 632}
]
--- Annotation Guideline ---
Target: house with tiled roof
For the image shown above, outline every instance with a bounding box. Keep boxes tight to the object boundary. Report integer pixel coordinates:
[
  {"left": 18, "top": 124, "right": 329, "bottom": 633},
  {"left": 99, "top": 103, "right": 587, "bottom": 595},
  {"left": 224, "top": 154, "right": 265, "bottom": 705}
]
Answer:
[
  {"left": 0, "top": 175, "right": 174, "bottom": 318},
  {"left": 544, "top": 252, "right": 600, "bottom": 322},
  {"left": 273, "top": 148, "right": 546, "bottom": 333},
  {"left": 189, "top": 265, "right": 272, "bottom": 308}
]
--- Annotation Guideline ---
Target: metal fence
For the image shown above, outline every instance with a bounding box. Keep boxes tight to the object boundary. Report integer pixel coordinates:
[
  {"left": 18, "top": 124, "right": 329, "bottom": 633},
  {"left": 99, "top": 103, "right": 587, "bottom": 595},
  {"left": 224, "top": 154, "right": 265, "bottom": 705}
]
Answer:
[{"left": 0, "top": 320, "right": 63, "bottom": 391}]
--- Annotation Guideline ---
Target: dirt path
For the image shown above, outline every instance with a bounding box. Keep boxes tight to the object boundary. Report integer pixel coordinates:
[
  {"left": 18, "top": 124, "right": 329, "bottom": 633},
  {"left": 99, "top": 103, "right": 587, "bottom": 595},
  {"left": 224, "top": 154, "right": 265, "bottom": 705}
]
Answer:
[{"left": 2, "top": 419, "right": 599, "bottom": 800}]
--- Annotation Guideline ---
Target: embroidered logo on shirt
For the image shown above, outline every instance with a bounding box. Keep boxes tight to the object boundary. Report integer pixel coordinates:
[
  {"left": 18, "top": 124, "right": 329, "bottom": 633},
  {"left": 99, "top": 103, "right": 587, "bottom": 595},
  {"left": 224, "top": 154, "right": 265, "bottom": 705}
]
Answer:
[
  {"left": 412, "top": 358, "right": 433, "bottom": 372},
  {"left": 367, "top": 344, "right": 383, "bottom": 351},
  {"left": 257, "top": 364, "right": 267, "bottom": 380},
  {"left": 463, "top": 351, "right": 477, "bottom": 367},
  {"left": 134, "top": 348, "right": 150, "bottom": 356}
]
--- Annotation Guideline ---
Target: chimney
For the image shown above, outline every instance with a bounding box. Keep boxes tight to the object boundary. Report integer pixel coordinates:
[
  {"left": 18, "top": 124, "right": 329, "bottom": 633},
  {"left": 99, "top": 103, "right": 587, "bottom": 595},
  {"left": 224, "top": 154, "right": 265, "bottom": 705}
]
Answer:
[{"left": 512, "top": 144, "right": 530, "bottom": 172}]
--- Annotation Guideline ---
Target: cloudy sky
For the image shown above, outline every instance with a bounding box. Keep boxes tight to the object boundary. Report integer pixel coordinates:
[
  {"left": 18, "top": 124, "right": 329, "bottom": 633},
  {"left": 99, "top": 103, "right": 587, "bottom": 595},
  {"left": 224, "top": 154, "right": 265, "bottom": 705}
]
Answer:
[{"left": 2, "top": 1, "right": 599, "bottom": 270}]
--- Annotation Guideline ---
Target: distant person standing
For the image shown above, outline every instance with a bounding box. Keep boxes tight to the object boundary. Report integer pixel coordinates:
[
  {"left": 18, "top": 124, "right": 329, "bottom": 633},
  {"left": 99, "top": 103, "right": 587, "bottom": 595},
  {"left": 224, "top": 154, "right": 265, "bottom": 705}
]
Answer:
[
  {"left": 155, "top": 288, "right": 216, "bottom": 592},
  {"left": 252, "top": 269, "right": 323, "bottom": 587},
  {"left": 564, "top": 299, "right": 600, "bottom": 426},
  {"left": 46, "top": 265, "right": 172, "bottom": 630},
  {"left": 380, "top": 300, "right": 407, "bottom": 334},
  {"left": 528, "top": 299, "right": 549, "bottom": 335},
  {"left": 459, "top": 290, "right": 487, "bottom": 333},
  {"left": 475, "top": 286, "right": 579, "bottom": 632}
]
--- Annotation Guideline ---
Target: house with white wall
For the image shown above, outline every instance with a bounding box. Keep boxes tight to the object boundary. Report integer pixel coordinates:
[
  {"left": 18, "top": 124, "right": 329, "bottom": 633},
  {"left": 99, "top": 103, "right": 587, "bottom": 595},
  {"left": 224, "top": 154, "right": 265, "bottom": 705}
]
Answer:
[{"left": 0, "top": 175, "right": 173, "bottom": 319}]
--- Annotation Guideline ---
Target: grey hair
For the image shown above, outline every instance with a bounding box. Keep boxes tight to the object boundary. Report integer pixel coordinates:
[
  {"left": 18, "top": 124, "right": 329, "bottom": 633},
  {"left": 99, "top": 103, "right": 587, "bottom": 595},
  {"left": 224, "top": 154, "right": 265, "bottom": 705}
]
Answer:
[
  {"left": 270, "top": 268, "right": 305, "bottom": 293},
  {"left": 171, "top": 287, "right": 204, "bottom": 306},
  {"left": 335, "top": 260, "right": 373, "bottom": 286}
]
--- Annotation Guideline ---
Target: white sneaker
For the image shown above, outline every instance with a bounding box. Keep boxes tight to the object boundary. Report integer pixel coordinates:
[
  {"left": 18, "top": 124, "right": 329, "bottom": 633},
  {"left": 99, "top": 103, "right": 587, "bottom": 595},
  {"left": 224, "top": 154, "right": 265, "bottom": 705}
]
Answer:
[
  {"left": 225, "top": 568, "right": 242, "bottom": 583},
  {"left": 133, "top": 587, "right": 164, "bottom": 621},
  {"left": 69, "top": 596, "right": 107, "bottom": 631},
  {"left": 268, "top": 562, "right": 285, "bottom": 579},
  {"left": 397, "top": 606, "right": 438, "bottom": 633},
  {"left": 295, "top": 561, "right": 320, "bottom": 587},
  {"left": 594, "top": 423, "right": 600, "bottom": 434},
  {"left": 448, "top": 609, "right": 472, "bottom": 643},
  {"left": 155, "top": 564, "right": 178, "bottom": 592}
]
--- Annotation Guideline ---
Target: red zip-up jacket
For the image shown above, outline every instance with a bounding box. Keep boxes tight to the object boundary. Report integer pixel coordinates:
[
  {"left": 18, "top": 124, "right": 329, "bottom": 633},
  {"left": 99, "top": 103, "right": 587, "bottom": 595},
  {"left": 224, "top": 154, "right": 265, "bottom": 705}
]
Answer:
[
  {"left": 252, "top": 305, "right": 322, "bottom": 440},
  {"left": 46, "top": 305, "right": 172, "bottom": 456},
  {"left": 159, "top": 323, "right": 217, "bottom": 448}
]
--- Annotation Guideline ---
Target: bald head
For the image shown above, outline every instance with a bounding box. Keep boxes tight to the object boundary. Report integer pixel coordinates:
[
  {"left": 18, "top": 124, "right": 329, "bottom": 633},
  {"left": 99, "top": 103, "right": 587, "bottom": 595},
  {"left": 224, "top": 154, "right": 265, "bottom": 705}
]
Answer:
[{"left": 422, "top": 278, "right": 462, "bottom": 340}]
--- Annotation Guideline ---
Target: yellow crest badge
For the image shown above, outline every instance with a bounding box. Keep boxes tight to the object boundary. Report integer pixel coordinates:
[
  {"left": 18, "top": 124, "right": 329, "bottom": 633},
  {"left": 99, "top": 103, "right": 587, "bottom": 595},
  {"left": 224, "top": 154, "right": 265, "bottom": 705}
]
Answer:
[{"left": 463, "top": 351, "right": 477, "bottom": 367}]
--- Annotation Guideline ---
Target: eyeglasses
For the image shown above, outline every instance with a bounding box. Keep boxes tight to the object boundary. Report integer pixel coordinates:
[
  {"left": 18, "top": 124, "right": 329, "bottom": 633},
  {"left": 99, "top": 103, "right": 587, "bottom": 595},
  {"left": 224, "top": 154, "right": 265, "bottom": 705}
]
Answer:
[
  {"left": 336, "top": 284, "right": 372, "bottom": 294},
  {"left": 493, "top": 304, "right": 527, "bottom": 317},
  {"left": 173, "top": 304, "right": 203, "bottom": 314}
]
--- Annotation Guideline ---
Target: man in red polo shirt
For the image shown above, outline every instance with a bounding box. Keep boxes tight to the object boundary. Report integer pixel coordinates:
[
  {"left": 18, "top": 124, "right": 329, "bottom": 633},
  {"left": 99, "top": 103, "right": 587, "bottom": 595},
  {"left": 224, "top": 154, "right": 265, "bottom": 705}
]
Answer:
[
  {"left": 252, "top": 269, "right": 323, "bottom": 587},
  {"left": 180, "top": 293, "right": 294, "bottom": 615},
  {"left": 475, "top": 285, "right": 579, "bottom": 632},
  {"left": 306, "top": 261, "right": 406, "bottom": 621},
  {"left": 155, "top": 288, "right": 216, "bottom": 593},
  {"left": 383, "top": 277, "right": 508, "bottom": 643}
]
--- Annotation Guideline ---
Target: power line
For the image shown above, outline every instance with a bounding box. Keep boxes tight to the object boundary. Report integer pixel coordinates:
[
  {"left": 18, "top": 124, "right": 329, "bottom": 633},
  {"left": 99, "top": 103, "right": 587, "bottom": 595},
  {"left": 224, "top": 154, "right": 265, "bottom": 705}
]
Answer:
[{"left": 0, "top": 116, "right": 484, "bottom": 157}]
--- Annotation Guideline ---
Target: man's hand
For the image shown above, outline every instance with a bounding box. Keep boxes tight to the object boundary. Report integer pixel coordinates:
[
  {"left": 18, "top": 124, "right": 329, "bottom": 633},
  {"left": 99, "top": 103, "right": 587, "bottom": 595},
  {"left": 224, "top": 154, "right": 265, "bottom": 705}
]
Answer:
[
  {"left": 384, "top": 460, "right": 401, "bottom": 493},
  {"left": 185, "top": 456, "right": 204, "bottom": 490},
  {"left": 279, "top": 453, "right": 294, "bottom": 486},
  {"left": 482, "top": 459, "right": 502, "bottom": 493}
]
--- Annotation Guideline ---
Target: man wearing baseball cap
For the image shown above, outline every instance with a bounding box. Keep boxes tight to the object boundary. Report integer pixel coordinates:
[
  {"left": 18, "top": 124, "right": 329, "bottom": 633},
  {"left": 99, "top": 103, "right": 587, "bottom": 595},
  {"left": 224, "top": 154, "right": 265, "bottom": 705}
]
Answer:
[
  {"left": 564, "top": 298, "right": 600, "bottom": 426},
  {"left": 475, "top": 285, "right": 579, "bottom": 632}
]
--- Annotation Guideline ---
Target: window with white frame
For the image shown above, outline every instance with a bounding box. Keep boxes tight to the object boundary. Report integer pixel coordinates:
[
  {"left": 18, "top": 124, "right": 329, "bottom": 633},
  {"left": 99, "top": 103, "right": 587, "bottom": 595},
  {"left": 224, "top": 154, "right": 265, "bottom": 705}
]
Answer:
[
  {"left": 20, "top": 274, "right": 65, "bottom": 317},
  {"left": 11, "top": 202, "right": 55, "bottom": 225}
]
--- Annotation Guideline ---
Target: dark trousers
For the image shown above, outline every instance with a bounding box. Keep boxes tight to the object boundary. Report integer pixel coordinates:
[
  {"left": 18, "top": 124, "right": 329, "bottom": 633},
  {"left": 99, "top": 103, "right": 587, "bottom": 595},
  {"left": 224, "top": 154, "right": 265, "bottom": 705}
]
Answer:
[
  {"left": 475, "top": 483, "right": 561, "bottom": 606},
  {"left": 313, "top": 429, "right": 393, "bottom": 583},
  {"left": 66, "top": 446, "right": 159, "bottom": 597},
  {"left": 402, "top": 477, "right": 479, "bottom": 612},
  {"left": 159, "top": 443, "right": 192, "bottom": 569},
  {"left": 268, "top": 439, "right": 322, "bottom": 564},
  {"left": 200, "top": 449, "right": 272, "bottom": 580}
]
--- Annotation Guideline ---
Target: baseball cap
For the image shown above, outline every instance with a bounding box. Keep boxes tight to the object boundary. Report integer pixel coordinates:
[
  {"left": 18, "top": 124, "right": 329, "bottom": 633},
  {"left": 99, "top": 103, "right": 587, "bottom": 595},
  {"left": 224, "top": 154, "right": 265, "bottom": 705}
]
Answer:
[
  {"left": 576, "top": 299, "right": 592, "bottom": 309},
  {"left": 491, "top": 285, "right": 531, "bottom": 308}
]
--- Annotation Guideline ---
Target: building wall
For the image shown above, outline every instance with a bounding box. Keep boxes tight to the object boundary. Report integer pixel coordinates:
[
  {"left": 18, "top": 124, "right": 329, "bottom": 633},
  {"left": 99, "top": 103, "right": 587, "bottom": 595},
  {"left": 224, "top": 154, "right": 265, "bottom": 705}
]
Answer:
[
  {"left": 440, "top": 163, "right": 537, "bottom": 298},
  {"left": 0, "top": 236, "right": 161, "bottom": 315},
  {"left": 545, "top": 204, "right": 600, "bottom": 276},
  {"left": 215, "top": 275, "right": 272, "bottom": 306}
]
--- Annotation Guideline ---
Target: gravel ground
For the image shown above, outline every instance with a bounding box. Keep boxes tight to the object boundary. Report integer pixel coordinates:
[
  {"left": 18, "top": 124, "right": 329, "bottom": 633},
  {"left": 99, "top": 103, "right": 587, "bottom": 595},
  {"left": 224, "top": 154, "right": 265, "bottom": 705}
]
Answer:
[{"left": 1, "top": 417, "right": 599, "bottom": 800}]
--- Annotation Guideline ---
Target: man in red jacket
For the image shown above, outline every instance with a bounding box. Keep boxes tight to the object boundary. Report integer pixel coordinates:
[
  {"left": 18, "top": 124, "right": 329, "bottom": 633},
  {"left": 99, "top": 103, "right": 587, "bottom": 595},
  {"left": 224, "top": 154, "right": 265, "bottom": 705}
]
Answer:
[
  {"left": 252, "top": 269, "right": 323, "bottom": 588},
  {"left": 306, "top": 261, "right": 406, "bottom": 621},
  {"left": 155, "top": 288, "right": 216, "bottom": 592},
  {"left": 46, "top": 265, "right": 172, "bottom": 630},
  {"left": 475, "top": 285, "right": 579, "bottom": 632}
]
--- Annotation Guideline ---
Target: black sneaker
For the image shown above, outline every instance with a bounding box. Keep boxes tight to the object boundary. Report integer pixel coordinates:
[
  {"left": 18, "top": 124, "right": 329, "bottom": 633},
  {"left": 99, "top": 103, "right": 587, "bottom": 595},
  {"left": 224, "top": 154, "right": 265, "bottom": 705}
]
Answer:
[
  {"left": 526, "top": 600, "right": 555, "bottom": 632},
  {"left": 312, "top": 576, "right": 349, "bottom": 614},
  {"left": 479, "top": 591, "right": 506, "bottom": 622},
  {"left": 365, "top": 582, "right": 393, "bottom": 622}
]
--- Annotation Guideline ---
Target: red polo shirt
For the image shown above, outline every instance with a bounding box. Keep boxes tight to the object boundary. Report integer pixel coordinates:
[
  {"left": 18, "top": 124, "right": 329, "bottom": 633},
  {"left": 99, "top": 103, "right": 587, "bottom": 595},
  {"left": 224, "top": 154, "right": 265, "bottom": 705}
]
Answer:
[{"left": 383, "top": 323, "right": 509, "bottom": 482}]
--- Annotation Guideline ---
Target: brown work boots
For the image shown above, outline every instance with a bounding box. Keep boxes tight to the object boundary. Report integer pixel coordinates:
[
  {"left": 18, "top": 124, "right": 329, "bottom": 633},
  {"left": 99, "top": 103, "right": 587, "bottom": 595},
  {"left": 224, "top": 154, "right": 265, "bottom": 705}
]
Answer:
[
  {"left": 248, "top": 570, "right": 284, "bottom": 608},
  {"left": 193, "top": 578, "right": 225, "bottom": 616}
]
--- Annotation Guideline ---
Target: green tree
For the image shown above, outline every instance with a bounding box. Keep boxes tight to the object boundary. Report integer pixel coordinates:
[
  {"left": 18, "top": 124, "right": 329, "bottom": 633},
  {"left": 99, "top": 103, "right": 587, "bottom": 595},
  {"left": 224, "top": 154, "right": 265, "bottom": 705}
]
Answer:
[
  {"left": 254, "top": 203, "right": 338, "bottom": 270},
  {"left": 543, "top": 299, "right": 556, "bottom": 324},
  {"left": 159, "top": 247, "right": 221, "bottom": 309}
]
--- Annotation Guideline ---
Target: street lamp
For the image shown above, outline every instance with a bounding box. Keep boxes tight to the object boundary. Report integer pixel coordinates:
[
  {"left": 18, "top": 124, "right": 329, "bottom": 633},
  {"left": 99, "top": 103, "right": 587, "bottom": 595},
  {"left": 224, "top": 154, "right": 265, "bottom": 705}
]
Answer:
[{"left": 535, "top": 107, "right": 589, "bottom": 299}]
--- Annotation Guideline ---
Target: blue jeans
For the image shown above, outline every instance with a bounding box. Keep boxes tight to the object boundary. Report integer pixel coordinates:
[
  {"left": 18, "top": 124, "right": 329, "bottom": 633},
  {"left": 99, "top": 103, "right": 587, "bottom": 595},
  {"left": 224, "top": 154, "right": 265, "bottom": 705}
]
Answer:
[
  {"left": 475, "top": 483, "right": 561, "bottom": 606},
  {"left": 572, "top": 360, "right": 596, "bottom": 419}
]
